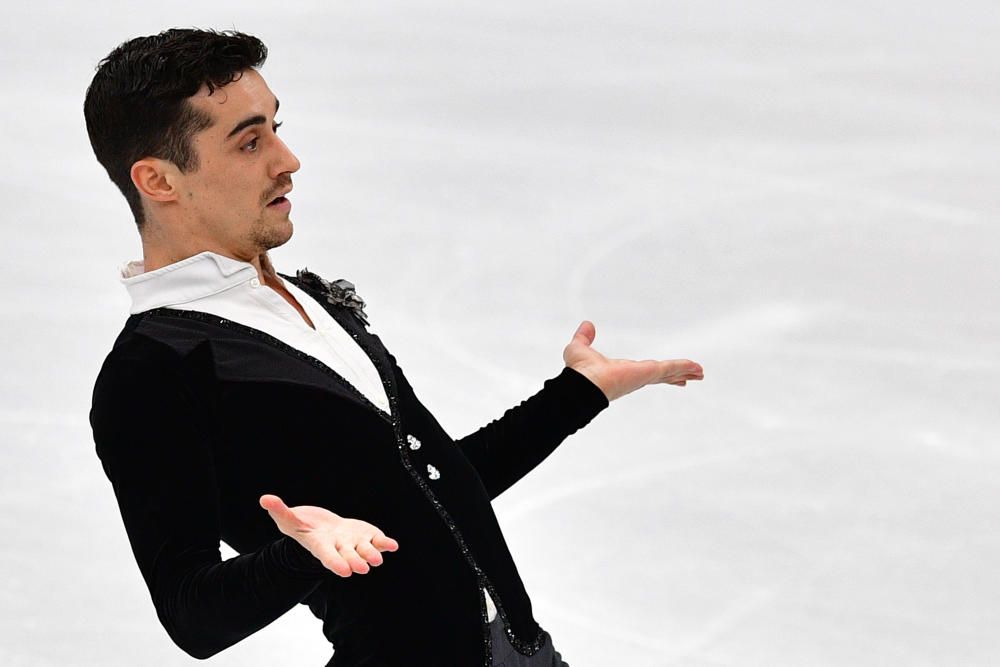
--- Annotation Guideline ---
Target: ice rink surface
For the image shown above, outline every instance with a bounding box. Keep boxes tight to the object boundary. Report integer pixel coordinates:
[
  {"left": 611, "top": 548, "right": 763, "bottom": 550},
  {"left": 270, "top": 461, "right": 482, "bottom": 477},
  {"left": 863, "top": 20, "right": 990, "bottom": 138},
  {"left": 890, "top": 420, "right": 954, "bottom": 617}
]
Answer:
[{"left": 1, "top": 1, "right": 998, "bottom": 664}]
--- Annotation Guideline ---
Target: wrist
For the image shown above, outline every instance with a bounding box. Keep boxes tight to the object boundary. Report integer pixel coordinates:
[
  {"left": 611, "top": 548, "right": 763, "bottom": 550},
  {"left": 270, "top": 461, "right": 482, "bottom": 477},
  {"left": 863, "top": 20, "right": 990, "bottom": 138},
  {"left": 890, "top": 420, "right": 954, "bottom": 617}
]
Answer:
[{"left": 565, "top": 364, "right": 612, "bottom": 402}]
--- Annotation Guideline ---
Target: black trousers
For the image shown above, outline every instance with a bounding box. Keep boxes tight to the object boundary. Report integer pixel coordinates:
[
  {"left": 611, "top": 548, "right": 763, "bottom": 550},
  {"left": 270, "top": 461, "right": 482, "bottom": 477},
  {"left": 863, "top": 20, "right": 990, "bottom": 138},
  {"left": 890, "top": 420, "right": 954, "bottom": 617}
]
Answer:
[{"left": 490, "top": 615, "right": 570, "bottom": 667}]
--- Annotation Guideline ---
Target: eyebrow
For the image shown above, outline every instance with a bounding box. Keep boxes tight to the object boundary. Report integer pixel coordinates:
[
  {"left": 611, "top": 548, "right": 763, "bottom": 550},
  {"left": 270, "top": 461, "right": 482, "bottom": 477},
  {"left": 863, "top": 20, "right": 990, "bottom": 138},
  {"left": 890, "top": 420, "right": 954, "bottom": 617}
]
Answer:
[{"left": 225, "top": 97, "right": 280, "bottom": 141}]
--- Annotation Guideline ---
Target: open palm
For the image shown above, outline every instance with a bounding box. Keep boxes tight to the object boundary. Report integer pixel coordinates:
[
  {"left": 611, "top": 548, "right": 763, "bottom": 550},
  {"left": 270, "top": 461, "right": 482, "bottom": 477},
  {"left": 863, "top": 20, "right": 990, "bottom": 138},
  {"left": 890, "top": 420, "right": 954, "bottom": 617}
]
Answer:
[
  {"left": 562, "top": 320, "right": 704, "bottom": 402},
  {"left": 260, "top": 494, "right": 398, "bottom": 578}
]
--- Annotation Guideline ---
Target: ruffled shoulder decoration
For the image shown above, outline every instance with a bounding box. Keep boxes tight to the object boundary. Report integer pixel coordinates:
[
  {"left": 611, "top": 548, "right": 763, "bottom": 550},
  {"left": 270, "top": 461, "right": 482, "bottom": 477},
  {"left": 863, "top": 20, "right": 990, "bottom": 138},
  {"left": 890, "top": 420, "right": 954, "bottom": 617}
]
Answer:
[{"left": 295, "top": 268, "right": 370, "bottom": 327}]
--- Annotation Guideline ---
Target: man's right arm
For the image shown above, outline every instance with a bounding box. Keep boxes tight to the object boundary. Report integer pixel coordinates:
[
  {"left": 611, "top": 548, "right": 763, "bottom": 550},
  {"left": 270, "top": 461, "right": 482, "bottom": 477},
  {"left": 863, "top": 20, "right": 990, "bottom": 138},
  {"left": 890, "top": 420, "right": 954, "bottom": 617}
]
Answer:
[{"left": 89, "top": 337, "right": 329, "bottom": 660}]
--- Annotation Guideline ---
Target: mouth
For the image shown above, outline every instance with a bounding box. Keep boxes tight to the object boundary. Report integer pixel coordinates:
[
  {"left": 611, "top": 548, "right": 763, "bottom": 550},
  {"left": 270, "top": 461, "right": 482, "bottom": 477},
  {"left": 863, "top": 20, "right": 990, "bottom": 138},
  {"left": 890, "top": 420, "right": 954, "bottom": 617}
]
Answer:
[
  {"left": 266, "top": 184, "right": 293, "bottom": 207},
  {"left": 267, "top": 195, "right": 292, "bottom": 212}
]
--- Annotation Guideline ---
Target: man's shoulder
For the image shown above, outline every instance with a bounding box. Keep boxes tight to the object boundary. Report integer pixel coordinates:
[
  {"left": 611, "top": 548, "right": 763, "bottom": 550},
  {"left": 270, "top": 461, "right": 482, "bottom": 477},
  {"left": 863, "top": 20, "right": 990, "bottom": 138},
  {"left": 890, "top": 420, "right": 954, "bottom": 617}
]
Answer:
[
  {"left": 94, "top": 310, "right": 217, "bottom": 389},
  {"left": 89, "top": 314, "right": 219, "bottom": 454}
]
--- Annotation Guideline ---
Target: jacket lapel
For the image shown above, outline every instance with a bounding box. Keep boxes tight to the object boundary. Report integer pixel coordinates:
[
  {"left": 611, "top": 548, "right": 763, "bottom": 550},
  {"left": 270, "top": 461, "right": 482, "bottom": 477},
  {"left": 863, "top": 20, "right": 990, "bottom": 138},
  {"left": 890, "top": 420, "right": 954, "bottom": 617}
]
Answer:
[
  {"left": 139, "top": 307, "right": 392, "bottom": 422},
  {"left": 280, "top": 272, "right": 398, "bottom": 421}
]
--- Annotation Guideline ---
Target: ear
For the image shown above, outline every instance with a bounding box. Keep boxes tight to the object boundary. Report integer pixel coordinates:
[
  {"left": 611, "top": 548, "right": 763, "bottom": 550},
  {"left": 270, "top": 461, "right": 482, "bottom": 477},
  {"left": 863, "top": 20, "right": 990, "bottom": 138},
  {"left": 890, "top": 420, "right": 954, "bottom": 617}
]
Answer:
[{"left": 130, "top": 157, "right": 181, "bottom": 204}]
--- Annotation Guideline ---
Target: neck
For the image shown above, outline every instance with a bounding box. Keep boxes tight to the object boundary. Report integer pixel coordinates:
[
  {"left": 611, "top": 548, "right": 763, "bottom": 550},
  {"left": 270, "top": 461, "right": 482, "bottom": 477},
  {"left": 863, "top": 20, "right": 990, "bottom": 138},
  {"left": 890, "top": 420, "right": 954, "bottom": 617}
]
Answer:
[
  {"left": 141, "top": 240, "right": 277, "bottom": 285},
  {"left": 258, "top": 252, "right": 283, "bottom": 287}
]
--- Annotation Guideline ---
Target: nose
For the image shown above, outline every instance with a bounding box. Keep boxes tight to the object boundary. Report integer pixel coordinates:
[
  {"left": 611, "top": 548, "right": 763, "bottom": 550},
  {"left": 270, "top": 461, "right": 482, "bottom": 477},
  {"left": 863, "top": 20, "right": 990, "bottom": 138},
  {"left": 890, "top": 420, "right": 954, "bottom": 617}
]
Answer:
[{"left": 271, "top": 135, "right": 301, "bottom": 178}]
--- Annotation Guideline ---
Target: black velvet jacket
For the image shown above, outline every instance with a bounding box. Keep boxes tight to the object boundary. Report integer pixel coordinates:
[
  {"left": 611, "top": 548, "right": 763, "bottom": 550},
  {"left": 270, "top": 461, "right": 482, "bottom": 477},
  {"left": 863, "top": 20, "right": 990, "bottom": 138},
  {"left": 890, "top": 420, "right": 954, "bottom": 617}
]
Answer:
[{"left": 89, "top": 270, "right": 609, "bottom": 666}]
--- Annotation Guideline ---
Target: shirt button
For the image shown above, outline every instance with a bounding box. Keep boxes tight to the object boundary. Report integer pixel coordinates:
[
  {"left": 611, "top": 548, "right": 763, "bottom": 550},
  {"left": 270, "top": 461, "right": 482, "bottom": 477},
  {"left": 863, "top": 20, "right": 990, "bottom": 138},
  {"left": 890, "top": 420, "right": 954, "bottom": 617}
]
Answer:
[
  {"left": 249, "top": 278, "right": 261, "bottom": 288},
  {"left": 407, "top": 434, "right": 422, "bottom": 450},
  {"left": 426, "top": 464, "right": 440, "bottom": 480}
]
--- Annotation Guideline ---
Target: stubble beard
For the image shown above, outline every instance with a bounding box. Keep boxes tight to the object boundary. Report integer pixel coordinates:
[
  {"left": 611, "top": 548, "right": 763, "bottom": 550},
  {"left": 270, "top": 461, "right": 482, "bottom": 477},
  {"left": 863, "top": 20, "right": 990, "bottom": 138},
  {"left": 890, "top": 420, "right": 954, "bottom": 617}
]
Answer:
[{"left": 249, "top": 212, "right": 294, "bottom": 252}]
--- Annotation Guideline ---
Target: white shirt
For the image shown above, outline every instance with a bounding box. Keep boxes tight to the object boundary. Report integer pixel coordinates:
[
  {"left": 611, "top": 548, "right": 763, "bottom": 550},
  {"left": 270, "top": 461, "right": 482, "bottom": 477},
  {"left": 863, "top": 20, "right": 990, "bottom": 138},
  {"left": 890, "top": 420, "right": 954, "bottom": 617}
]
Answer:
[{"left": 119, "top": 250, "right": 498, "bottom": 623}]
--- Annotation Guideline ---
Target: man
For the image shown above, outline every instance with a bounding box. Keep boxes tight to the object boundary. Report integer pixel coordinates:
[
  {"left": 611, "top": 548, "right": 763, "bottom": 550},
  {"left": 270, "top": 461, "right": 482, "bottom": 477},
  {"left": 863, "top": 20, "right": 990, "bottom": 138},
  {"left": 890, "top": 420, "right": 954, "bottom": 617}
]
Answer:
[{"left": 86, "top": 28, "right": 704, "bottom": 666}]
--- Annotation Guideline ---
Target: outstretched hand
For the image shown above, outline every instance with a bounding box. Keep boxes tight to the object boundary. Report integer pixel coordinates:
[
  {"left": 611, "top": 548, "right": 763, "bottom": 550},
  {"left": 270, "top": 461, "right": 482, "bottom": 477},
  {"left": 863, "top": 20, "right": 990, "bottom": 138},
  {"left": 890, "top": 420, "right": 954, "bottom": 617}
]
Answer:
[
  {"left": 260, "top": 494, "right": 399, "bottom": 577},
  {"left": 563, "top": 320, "right": 704, "bottom": 402}
]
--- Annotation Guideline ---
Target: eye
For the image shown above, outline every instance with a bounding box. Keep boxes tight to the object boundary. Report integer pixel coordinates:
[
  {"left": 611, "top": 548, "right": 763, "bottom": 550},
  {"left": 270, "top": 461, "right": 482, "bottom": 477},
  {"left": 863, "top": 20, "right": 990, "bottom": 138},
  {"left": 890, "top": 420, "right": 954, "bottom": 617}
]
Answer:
[{"left": 241, "top": 122, "right": 283, "bottom": 153}]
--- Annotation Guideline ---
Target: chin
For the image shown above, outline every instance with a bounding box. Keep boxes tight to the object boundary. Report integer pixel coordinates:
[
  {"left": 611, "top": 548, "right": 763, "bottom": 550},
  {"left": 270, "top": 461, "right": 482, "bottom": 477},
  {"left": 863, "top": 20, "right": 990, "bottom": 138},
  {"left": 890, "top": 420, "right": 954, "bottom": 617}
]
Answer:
[
  {"left": 254, "top": 218, "right": 294, "bottom": 251},
  {"left": 278, "top": 218, "right": 294, "bottom": 243}
]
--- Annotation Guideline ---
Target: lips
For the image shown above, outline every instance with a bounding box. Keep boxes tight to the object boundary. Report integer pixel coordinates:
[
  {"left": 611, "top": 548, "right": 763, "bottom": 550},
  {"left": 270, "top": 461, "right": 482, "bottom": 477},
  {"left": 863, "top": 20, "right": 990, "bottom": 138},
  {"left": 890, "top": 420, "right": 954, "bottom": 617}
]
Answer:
[
  {"left": 267, "top": 185, "right": 293, "bottom": 206},
  {"left": 267, "top": 195, "right": 292, "bottom": 212}
]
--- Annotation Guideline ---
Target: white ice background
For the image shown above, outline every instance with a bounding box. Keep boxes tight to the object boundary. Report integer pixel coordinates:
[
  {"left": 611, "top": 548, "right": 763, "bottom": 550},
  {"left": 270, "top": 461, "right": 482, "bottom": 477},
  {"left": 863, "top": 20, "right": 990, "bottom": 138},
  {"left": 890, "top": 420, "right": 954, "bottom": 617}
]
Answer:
[{"left": 1, "top": 1, "right": 998, "bottom": 665}]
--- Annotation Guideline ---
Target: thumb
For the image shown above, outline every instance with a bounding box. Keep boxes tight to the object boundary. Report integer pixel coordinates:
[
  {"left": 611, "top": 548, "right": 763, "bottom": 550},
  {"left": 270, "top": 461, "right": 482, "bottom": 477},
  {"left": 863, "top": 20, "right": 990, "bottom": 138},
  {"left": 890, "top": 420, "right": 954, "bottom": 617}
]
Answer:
[
  {"left": 260, "top": 494, "right": 301, "bottom": 528},
  {"left": 571, "top": 320, "right": 596, "bottom": 347},
  {"left": 260, "top": 493, "right": 285, "bottom": 511}
]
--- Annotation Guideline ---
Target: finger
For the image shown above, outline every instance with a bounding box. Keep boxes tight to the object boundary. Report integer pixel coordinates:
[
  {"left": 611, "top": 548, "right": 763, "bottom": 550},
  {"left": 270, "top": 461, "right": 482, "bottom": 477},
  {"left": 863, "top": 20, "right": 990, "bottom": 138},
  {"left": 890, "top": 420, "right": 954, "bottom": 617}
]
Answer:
[
  {"left": 571, "top": 320, "right": 596, "bottom": 347},
  {"left": 668, "top": 359, "right": 702, "bottom": 374},
  {"left": 320, "top": 550, "right": 353, "bottom": 578},
  {"left": 658, "top": 362, "right": 703, "bottom": 384},
  {"left": 677, "top": 359, "right": 703, "bottom": 374},
  {"left": 259, "top": 493, "right": 284, "bottom": 511},
  {"left": 371, "top": 533, "right": 400, "bottom": 552},
  {"left": 356, "top": 540, "right": 384, "bottom": 567},
  {"left": 259, "top": 494, "right": 306, "bottom": 528},
  {"left": 337, "top": 544, "right": 370, "bottom": 575}
]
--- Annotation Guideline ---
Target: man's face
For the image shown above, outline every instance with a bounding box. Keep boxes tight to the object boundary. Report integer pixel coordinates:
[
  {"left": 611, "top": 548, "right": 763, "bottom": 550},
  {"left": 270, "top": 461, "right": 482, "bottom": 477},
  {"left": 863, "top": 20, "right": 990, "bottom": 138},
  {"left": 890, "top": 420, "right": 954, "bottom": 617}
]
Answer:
[{"left": 176, "top": 68, "right": 300, "bottom": 259}]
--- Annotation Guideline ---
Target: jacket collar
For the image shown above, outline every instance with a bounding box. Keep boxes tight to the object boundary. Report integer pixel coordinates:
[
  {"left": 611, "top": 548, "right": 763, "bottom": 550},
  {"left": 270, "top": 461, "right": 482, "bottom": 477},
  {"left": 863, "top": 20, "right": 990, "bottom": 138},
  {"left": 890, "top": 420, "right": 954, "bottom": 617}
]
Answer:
[
  {"left": 120, "top": 251, "right": 259, "bottom": 314},
  {"left": 119, "top": 255, "right": 399, "bottom": 424}
]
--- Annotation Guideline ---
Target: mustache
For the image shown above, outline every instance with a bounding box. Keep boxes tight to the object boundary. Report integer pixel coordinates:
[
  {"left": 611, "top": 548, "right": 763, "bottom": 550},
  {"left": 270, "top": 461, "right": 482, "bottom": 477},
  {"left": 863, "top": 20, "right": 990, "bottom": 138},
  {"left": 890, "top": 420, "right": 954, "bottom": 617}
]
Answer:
[{"left": 264, "top": 177, "right": 293, "bottom": 202}]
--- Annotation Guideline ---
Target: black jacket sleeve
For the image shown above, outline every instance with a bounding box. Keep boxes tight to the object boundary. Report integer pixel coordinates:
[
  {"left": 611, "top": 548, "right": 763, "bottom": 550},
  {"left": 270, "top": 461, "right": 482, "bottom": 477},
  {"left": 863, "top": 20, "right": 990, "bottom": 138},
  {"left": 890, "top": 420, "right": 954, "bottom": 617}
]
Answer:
[
  {"left": 453, "top": 365, "right": 610, "bottom": 498},
  {"left": 89, "top": 335, "right": 329, "bottom": 660},
  {"left": 384, "top": 345, "right": 610, "bottom": 499}
]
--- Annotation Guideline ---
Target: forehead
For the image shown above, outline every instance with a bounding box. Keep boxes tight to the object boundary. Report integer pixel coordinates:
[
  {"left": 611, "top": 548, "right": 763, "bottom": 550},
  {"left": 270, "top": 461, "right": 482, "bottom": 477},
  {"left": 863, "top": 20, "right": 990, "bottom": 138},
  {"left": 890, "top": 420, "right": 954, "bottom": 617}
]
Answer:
[{"left": 189, "top": 68, "right": 276, "bottom": 125}]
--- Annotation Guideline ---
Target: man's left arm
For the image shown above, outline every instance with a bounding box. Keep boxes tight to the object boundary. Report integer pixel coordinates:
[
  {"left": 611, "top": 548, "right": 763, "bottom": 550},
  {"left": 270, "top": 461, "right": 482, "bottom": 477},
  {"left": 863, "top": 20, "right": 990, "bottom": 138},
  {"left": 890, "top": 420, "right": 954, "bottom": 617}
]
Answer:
[{"left": 389, "top": 320, "right": 704, "bottom": 499}]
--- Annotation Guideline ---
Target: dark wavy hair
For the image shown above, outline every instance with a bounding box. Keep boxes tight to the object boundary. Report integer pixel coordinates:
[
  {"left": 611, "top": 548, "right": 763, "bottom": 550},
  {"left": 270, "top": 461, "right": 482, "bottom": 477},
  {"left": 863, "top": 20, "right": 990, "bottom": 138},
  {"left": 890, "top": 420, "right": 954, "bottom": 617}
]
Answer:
[{"left": 84, "top": 28, "right": 267, "bottom": 231}]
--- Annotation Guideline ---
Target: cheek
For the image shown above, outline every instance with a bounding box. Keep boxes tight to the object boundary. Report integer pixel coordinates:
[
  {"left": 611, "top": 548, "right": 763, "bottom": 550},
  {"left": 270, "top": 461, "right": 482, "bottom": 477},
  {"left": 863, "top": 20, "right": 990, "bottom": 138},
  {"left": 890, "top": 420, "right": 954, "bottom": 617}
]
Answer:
[
  {"left": 201, "top": 171, "right": 252, "bottom": 204},
  {"left": 189, "top": 157, "right": 263, "bottom": 209}
]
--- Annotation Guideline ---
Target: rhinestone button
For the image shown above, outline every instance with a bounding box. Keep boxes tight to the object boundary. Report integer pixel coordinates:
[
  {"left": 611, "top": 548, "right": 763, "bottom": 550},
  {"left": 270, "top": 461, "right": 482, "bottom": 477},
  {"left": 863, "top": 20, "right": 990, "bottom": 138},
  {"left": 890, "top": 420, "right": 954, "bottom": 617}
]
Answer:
[
  {"left": 427, "top": 464, "right": 440, "bottom": 480},
  {"left": 407, "top": 434, "right": 422, "bottom": 450}
]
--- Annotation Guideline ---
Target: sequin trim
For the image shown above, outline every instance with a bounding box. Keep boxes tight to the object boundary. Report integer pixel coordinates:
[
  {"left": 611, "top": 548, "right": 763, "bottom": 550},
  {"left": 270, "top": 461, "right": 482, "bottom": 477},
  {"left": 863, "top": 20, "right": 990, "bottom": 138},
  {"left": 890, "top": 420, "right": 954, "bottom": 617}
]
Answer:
[{"left": 285, "top": 272, "right": 551, "bottom": 660}]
